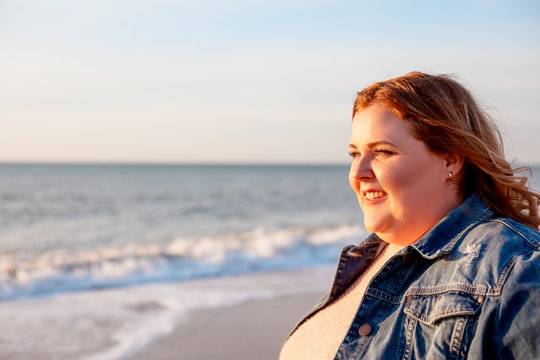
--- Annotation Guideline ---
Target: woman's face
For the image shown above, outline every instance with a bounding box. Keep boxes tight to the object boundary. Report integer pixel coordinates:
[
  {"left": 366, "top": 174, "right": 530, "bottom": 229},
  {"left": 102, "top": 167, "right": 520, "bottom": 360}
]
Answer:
[{"left": 349, "top": 103, "right": 460, "bottom": 246}]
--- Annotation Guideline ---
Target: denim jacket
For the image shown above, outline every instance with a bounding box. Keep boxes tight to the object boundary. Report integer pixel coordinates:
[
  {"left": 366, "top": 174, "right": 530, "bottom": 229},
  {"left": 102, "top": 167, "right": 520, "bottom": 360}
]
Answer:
[{"left": 290, "top": 194, "right": 540, "bottom": 359}]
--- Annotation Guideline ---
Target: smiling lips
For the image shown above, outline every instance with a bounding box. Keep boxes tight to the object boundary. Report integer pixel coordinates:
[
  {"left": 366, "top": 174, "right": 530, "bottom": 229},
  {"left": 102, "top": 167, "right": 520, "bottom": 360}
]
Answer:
[{"left": 364, "top": 191, "right": 388, "bottom": 201}]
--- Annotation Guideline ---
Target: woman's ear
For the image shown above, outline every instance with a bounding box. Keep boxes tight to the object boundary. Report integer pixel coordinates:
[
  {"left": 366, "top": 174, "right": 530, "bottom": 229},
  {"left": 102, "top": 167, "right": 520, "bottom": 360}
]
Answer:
[{"left": 444, "top": 153, "right": 464, "bottom": 177}]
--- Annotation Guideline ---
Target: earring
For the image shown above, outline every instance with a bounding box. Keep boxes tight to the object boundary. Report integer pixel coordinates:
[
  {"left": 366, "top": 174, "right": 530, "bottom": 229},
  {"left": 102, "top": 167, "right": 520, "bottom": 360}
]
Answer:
[{"left": 448, "top": 171, "right": 453, "bottom": 180}]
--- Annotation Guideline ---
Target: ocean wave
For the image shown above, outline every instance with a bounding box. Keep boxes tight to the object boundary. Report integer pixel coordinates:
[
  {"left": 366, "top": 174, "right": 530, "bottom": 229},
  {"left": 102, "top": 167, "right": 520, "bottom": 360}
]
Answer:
[{"left": 0, "top": 224, "right": 366, "bottom": 301}]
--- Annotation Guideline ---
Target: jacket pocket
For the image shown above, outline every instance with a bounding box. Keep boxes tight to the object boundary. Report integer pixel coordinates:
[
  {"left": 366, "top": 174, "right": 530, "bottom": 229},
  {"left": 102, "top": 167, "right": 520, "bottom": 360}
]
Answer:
[
  {"left": 402, "top": 291, "right": 484, "bottom": 360},
  {"left": 404, "top": 291, "right": 483, "bottom": 325}
]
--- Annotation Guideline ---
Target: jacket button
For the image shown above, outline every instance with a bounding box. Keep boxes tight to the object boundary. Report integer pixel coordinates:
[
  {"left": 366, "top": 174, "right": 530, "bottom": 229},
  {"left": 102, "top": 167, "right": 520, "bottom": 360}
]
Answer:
[
  {"left": 358, "top": 323, "right": 373, "bottom": 336},
  {"left": 406, "top": 295, "right": 414, "bottom": 305},
  {"left": 402, "top": 251, "right": 416, "bottom": 265}
]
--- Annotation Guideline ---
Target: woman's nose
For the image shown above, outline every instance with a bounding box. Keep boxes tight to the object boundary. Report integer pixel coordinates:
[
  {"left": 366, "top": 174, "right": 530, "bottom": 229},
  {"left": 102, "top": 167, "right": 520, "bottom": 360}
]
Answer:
[{"left": 350, "top": 155, "right": 375, "bottom": 180}]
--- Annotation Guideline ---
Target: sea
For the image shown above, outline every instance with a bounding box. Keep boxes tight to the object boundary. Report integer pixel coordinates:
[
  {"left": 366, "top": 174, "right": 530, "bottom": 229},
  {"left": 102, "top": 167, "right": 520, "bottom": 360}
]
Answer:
[{"left": 0, "top": 163, "right": 538, "bottom": 360}]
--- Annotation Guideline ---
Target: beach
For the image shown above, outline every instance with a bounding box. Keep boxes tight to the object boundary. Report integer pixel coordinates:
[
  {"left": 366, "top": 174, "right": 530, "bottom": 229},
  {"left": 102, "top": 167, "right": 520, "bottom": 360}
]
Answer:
[
  {"left": 0, "top": 266, "right": 335, "bottom": 360},
  {"left": 0, "top": 164, "right": 355, "bottom": 359},
  {"left": 127, "top": 292, "right": 323, "bottom": 360}
]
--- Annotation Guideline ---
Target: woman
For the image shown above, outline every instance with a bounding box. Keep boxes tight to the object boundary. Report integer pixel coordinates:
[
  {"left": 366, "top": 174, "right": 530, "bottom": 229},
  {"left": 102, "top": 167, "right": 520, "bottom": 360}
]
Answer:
[{"left": 280, "top": 72, "right": 540, "bottom": 359}]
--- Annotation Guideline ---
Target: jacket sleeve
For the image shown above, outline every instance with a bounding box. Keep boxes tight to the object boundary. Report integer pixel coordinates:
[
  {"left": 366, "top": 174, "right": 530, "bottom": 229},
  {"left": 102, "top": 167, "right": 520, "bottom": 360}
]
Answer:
[{"left": 494, "top": 248, "right": 540, "bottom": 359}]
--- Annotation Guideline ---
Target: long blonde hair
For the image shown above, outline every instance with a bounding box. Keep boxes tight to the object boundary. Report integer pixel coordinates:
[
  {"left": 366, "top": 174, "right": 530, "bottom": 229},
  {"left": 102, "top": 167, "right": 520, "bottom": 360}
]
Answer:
[{"left": 353, "top": 71, "right": 540, "bottom": 230}]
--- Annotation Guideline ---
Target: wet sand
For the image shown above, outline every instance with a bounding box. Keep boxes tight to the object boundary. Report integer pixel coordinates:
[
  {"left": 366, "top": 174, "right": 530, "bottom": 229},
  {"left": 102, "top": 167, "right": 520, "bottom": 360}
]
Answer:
[{"left": 127, "top": 292, "right": 323, "bottom": 360}]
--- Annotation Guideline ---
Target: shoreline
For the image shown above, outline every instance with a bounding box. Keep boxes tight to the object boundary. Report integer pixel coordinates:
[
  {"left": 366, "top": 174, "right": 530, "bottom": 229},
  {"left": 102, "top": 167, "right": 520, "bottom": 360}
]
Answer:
[
  {"left": 126, "top": 292, "right": 324, "bottom": 360},
  {"left": 0, "top": 266, "right": 335, "bottom": 360}
]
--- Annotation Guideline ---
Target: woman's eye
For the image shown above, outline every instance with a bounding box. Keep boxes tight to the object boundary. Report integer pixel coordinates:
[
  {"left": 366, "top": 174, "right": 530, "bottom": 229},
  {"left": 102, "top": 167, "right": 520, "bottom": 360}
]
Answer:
[
  {"left": 373, "top": 149, "right": 394, "bottom": 157},
  {"left": 348, "top": 151, "right": 360, "bottom": 159}
]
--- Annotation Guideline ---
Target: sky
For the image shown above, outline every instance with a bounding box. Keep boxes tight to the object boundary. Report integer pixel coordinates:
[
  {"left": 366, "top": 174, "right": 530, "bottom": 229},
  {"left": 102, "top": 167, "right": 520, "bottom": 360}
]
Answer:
[{"left": 1, "top": 0, "right": 539, "bottom": 164}]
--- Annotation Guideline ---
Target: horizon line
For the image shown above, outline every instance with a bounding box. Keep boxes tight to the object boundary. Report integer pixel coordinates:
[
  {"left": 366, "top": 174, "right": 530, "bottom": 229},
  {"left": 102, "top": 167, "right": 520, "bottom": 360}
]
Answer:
[{"left": 0, "top": 160, "right": 353, "bottom": 167}]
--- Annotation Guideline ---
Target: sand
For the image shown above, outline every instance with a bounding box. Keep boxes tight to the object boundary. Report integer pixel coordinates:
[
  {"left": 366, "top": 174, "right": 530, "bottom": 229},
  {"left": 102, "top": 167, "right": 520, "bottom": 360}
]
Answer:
[{"left": 127, "top": 292, "right": 323, "bottom": 360}]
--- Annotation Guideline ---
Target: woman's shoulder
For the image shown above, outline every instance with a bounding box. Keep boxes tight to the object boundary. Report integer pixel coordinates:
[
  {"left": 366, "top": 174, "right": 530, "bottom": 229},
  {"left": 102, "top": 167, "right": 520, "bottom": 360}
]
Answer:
[
  {"left": 457, "top": 217, "right": 540, "bottom": 286},
  {"left": 409, "top": 216, "right": 539, "bottom": 297},
  {"left": 469, "top": 216, "right": 540, "bottom": 251}
]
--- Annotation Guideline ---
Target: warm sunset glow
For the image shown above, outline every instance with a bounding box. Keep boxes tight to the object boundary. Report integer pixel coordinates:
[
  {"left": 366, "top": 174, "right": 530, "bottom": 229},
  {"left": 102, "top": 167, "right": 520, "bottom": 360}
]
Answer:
[{"left": 1, "top": 0, "right": 539, "bottom": 164}]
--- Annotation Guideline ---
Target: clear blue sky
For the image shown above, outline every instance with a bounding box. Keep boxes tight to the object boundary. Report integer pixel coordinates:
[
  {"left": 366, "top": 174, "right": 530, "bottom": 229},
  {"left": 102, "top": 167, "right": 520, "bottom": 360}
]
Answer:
[{"left": 1, "top": 0, "right": 539, "bottom": 164}]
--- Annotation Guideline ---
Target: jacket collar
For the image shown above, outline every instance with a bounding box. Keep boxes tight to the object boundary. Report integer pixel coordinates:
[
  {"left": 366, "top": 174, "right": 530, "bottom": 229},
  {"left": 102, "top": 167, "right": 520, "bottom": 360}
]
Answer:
[{"left": 410, "top": 193, "right": 494, "bottom": 259}]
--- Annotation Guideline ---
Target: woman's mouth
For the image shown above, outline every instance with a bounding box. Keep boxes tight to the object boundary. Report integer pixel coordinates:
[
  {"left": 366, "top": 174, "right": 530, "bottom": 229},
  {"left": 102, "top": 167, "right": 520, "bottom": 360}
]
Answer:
[{"left": 364, "top": 191, "right": 387, "bottom": 201}]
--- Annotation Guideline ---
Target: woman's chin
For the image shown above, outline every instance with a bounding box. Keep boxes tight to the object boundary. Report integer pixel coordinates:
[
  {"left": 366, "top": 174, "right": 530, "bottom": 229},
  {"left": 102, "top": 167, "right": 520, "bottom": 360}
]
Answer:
[{"left": 363, "top": 220, "right": 387, "bottom": 236}]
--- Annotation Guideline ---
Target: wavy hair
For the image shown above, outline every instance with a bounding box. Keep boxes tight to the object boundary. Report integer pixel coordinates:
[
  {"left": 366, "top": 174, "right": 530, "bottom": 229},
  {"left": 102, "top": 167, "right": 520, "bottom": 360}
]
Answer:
[{"left": 353, "top": 71, "right": 540, "bottom": 230}]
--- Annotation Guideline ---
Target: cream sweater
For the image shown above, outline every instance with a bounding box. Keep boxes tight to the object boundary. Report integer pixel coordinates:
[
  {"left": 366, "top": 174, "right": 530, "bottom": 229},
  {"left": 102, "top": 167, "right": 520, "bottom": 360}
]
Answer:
[{"left": 279, "top": 243, "right": 403, "bottom": 360}]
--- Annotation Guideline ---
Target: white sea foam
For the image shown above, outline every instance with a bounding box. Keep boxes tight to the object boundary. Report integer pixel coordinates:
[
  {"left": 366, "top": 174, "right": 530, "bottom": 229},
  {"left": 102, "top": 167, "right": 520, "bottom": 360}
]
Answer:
[{"left": 0, "top": 224, "right": 366, "bottom": 301}]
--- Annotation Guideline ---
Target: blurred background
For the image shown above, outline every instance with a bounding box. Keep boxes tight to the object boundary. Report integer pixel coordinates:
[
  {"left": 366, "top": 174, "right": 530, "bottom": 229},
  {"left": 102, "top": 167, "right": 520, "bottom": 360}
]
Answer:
[{"left": 0, "top": 1, "right": 539, "bottom": 359}]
